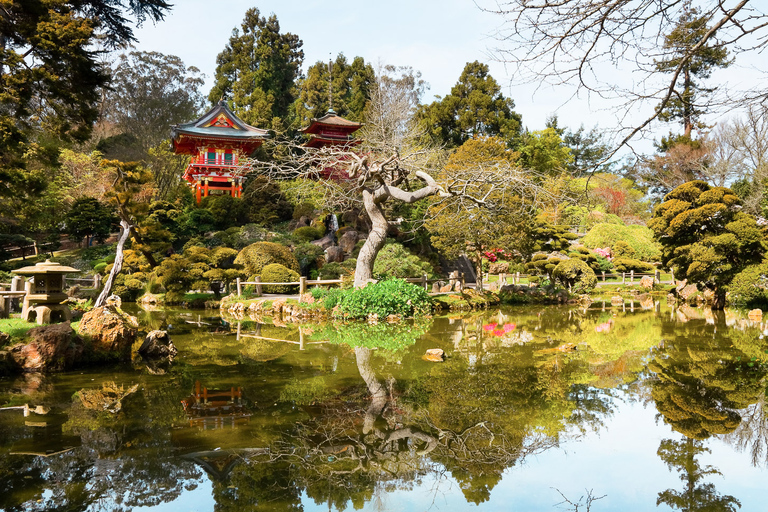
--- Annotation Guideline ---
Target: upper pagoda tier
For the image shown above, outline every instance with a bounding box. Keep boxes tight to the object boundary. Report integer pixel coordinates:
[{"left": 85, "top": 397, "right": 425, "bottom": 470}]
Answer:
[
  {"left": 171, "top": 100, "right": 269, "bottom": 156},
  {"left": 298, "top": 109, "right": 362, "bottom": 148}
]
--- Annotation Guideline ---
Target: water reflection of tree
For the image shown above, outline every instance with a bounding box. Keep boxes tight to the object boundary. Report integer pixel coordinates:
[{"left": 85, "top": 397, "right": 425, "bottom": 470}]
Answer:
[
  {"left": 648, "top": 316, "right": 768, "bottom": 512},
  {"left": 648, "top": 322, "right": 766, "bottom": 440},
  {"left": 656, "top": 437, "right": 740, "bottom": 512}
]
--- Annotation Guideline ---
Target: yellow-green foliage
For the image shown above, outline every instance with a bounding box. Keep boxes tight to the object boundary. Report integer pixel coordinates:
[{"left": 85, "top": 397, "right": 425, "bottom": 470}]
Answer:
[
  {"left": 292, "top": 226, "right": 324, "bottom": 242},
  {"left": 728, "top": 261, "right": 768, "bottom": 307},
  {"left": 648, "top": 180, "right": 766, "bottom": 295},
  {"left": 582, "top": 223, "right": 661, "bottom": 261},
  {"left": 235, "top": 242, "right": 299, "bottom": 277},
  {"left": 552, "top": 259, "right": 597, "bottom": 291},
  {"left": 261, "top": 263, "right": 300, "bottom": 293}
]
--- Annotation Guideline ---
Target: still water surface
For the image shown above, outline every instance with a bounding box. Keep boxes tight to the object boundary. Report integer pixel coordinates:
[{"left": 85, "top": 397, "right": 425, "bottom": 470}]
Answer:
[{"left": 1, "top": 303, "right": 767, "bottom": 511}]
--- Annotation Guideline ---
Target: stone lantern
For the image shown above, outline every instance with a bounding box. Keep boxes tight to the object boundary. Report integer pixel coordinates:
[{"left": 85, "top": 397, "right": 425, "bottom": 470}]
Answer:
[{"left": 12, "top": 260, "right": 80, "bottom": 324}]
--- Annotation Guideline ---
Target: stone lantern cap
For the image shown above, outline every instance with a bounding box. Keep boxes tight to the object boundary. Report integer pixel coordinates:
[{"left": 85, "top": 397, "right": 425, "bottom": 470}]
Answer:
[{"left": 12, "top": 260, "right": 81, "bottom": 276}]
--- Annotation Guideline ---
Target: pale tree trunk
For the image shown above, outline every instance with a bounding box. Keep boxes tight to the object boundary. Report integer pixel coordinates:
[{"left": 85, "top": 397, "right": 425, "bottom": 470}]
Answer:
[
  {"left": 474, "top": 250, "right": 484, "bottom": 291},
  {"left": 355, "top": 346, "right": 388, "bottom": 434},
  {"left": 95, "top": 219, "right": 131, "bottom": 307},
  {"left": 354, "top": 189, "right": 389, "bottom": 288}
]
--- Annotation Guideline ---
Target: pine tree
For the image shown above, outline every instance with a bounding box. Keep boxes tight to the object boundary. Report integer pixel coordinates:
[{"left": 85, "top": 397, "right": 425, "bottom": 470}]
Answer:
[
  {"left": 416, "top": 61, "right": 522, "bottom": 148},
  {"left": 655, "top": 3, "right": 731, "bottom": 138},
  {"left": 208, "top": 8, "right": 303, "bottom": 130},
  {"left": 293, "top": 54, "right": 375, "bottom": 125}
]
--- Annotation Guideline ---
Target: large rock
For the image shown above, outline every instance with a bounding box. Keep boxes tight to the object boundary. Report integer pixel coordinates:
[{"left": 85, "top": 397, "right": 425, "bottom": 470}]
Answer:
[
  {"left": 138, "top": 330, "right": 177, "bottom": 361},
  {"left": 8, "top": 322, "right": 85, "bottom": 371},
  {"left": 312, "top": 233, "right": 335, "bottom": 250},
  {"left": 680, "top": 284, "right": 699, "bottom": 302},
  {"left": 640, "top": 275, "right": 654, "bottom": 290},
  {"left": 338, "top": 230, "right": 359, "bottom": 254},
  {"left": 79, "top": 305, "right": 138, "bottom": 356},
  {"left": 489, "top": 261, "right": 510, "bottom": 274},
  {"left": 325, "top": 246, "right": 345, "bottom": 263}
]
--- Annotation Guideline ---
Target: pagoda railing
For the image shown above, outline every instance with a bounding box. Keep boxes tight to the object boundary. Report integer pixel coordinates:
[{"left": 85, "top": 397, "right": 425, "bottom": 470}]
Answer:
[{"left": 192, "top": 154, "right": 239, "bottom": 166}]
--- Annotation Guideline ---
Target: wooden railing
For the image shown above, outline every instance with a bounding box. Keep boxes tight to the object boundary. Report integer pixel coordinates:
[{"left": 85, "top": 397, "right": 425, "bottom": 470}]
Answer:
[{"left": 235, "top": 273, "right": 466, "bottom": 297}]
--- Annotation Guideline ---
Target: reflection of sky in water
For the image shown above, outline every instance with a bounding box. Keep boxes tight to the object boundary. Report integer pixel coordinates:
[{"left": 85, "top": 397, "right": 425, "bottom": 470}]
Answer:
[
  {"left": 127, "top": 398, "right": 767, "bottom": 512},
  {"left": 5, "top": 306, "right": 768, "bottom": 511}
]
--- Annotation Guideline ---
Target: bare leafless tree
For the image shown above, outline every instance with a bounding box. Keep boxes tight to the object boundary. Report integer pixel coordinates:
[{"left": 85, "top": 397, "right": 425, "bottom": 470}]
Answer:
[{"left": 483, "top": 0, "right": 768, "bottom": 159}]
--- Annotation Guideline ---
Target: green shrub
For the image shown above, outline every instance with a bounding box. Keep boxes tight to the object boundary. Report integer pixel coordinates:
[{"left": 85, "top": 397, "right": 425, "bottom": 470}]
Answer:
[
  {"left": 294, "top": 242, "right": 325, "bottom": 276},
  {"left": 613, "top": 240, "right": 638, "bottom": 259},
  {"left": 552, "top": 259, "right": 597, "bottom": 292},
  {"left": 92, "top": 262, "right": 107, "bottom": 274},
  {"left": 235, "top": 242, "right": 299, "bottom": 277},
  {"left": 309, "top": 286, "right": 346, "bottom": 310},
  {"left": 526, "top": 256, "right": 564, "bottom": 277},
  {"left": 318, "top": 259, "right": 356, "bottom": 280},
  {"left": 261, "top": 263, "right": 300, "bottom": 294},
  {"left": 728, "top": 262, "right": 768, "bottom": 307},
  {"left": 612, "top": 258, "right": 655, "bottom": 273},
  {"left": 293, "top": 226, "right": 324, "bottom": 242},
  {"left": 373, "top": 243, "right": 434, "bottom": 279},
  {"left": 293, "top": 202, "right": 316, "bottom": 220},
  {"left": 336, "top": 278, "right": 432, "bottom": 319},
  {"left": 582, "top": 223, "right": 661, "bottom": 261}
]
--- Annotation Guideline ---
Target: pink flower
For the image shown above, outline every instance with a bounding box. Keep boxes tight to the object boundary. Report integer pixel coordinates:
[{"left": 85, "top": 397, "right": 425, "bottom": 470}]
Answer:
[
  {"left": 493, "top": 329, "right": 505, "bottom": 337},
  {"left": 503, "top": 323, "right": 516, "bottom": 332},
  {"left": 483, "top": 323, "right": 497, "bottom": 331}
]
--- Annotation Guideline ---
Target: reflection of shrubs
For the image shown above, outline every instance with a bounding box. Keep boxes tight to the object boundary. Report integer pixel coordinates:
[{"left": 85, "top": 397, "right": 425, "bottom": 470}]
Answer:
[
  {"left": 337, "top": 278, "right": 432, "bottom": 319},
  {"left": 553, "top": 259, "right": 597, "bottom": 292},
  {"left": 310, "top": 319, "right": 432, "bottom": 351},
  {"left": 235, "top": 242, "right": 299, "bottom": 276},
  {"left": 373, "top": 243, "right": 434, "bottom": 279},
  {"left": 279, "top": 376, "right": 334, "bottom": 405},
  {"left": 729, "top": 262, "right": 768, "bottom": 307},
  {"left": 261, "top": 263, "right": 300, "bottom": 294}
]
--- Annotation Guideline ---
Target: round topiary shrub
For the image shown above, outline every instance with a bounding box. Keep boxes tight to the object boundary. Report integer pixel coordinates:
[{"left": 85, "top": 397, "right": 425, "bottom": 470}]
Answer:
[
  {"left": 293, "top": 226, "right": 325, "bottom": 242},
  {"left": 261, "top": 263, "right": 300, "bottom": 294},
  {"left": 553, "top": 259, "right": 597, "bottom": 292},
  {"left": 728, "top": 261, "right": 768, "bottom": 307},
  {"left": 234, "top": 242, "right": 299, "bottom": 277}
]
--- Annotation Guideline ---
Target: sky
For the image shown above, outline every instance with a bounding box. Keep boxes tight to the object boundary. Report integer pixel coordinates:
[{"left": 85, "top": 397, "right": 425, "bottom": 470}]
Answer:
[
  {"left": 130, "top": 0, "right": 584, "bottom": 130},
  {"left": 130, "top": 0, "right": 764, "bottom": 155}
]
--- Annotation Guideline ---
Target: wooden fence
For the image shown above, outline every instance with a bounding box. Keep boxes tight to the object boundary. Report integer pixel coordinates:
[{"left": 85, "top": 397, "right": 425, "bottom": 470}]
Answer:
[
  {"left": 236, "top": 272, "right": 466, "bottom": 297},
  {"left": 484, "top": 269, "right": 670, "bottom": 287}
]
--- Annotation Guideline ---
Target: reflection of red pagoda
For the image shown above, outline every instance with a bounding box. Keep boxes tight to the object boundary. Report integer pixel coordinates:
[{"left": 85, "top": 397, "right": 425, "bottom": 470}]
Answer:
[
  {"left": 171, "top": 101, "right": 268, "bottom": 203},
  {"left": 180, "top": 381, "right": 251, "bottom": 429},
  {"left": 298, "top": 109, "right": 362, "bottom": 149}
]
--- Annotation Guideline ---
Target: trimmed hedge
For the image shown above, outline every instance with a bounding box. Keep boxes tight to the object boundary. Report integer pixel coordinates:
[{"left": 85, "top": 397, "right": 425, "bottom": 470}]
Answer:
[
  {"left": 261, "top": 263, "right": 300, "bottom": 294},
  {"left": 582, "top": 223, "right": 661, "bottom": 261},
  {"left": 234, "top": 242, "right": 299, "bottom": 277}
]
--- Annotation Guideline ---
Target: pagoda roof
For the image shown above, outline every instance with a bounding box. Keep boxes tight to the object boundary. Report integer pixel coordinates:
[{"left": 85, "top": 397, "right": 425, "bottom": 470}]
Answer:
[
  {"left": 171, "top": 101, "right": 269, "bottom": 154},
  {"left": 298, "top": 109, "right": 363, "bottom": 135}
]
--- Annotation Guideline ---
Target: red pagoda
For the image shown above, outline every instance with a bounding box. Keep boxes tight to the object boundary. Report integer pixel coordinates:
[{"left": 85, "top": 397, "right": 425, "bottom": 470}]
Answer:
[
  {"left": 298, "top": 109, "right": 362, "bottom": 149},
  {"left": 171, "top": 101, "right": 269, "bottom": 203}
]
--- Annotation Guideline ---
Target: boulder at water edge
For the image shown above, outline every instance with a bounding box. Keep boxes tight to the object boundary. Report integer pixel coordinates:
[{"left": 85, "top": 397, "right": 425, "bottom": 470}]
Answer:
[
  {"left": 8, "top": 322, "right": 85, "bottom": 372},
  {"left": 138, "top": 330, "right": 177, "bottom": 362},
  {"left": 79, "top": 305, "right": 138, "bottom": 357}
]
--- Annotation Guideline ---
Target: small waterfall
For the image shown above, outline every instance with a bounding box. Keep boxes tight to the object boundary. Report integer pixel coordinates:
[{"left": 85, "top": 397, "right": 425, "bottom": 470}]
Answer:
[{"left": 328, "top": 214, "right": 339, "bottom": 233}]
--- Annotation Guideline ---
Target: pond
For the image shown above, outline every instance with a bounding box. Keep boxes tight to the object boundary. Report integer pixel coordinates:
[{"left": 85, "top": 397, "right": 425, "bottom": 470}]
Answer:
[{"left": 1, "top": 302, "right": 767, "bottom": 511}]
